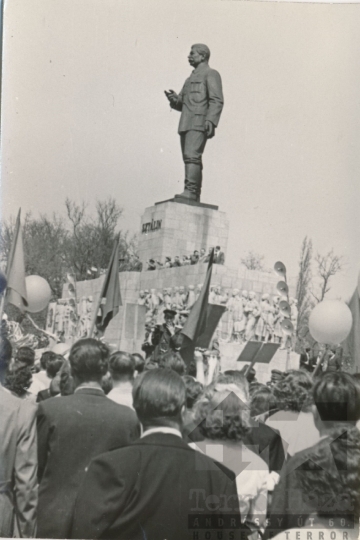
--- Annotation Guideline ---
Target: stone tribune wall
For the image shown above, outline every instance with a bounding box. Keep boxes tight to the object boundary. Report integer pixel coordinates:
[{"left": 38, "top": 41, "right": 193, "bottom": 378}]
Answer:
[{"left": 69, "top": 264, "right": 296, "bottom": 352}]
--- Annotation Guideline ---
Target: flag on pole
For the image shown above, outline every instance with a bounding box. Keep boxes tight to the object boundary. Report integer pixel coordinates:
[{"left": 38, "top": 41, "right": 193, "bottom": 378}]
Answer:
[
  {"left": 96, "top": 238, "right": 122, "bottom": 331},
  {"left": 6, "top": 209, "right": 28, "bottom": 312},
  {"left": 342, "top": 289, "right": 360, "bottom": 373},
  {"left": 181, "top": 249, "right": 214, "bottom": 344}
]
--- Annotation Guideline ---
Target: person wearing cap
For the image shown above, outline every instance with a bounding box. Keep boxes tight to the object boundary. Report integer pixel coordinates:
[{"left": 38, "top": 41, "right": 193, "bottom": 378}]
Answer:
[
  {"left": 270, "top": 369, "right": 284, "bottom": 385},
  {"left": 169, "top": 311, "right": 189, "bottom": 350},
  {"left": 151, "top": 309, "right": 177, "bottom": 362}
]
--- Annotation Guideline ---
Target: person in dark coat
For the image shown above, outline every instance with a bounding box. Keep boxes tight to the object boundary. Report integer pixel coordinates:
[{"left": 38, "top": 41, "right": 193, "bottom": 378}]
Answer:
[
  {"left": 269, "top": 372, "right": 360, "bottom": 536},
  {"left": 36, "top": 338, "right": 140, "bottom": 539},
  {"left": 70, "top": 369, "right": 240, "bottom": 540},
  {"left": 0, "top": 337, "right": 37, "bottom": 538},
  {"left": 151, "top": 308, "right": 177, "bottom": 361}
]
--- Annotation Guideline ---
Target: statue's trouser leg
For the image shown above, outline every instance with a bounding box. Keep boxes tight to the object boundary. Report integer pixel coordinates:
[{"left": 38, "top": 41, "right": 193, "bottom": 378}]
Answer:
[{"left": 180, "top": 130, "right": 207, "bottom": 199}]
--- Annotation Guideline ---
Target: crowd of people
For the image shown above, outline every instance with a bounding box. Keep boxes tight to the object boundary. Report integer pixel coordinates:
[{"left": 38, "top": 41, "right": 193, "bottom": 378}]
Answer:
[
  {"left": 145, "top": 245, "right": 225, "bottom": 270},
  {"left": 1, "top": 334, "right": 359, "bottom": 539}
]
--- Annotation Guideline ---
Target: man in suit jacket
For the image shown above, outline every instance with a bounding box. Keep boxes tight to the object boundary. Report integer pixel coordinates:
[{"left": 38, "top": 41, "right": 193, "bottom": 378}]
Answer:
[
  {"left": 166, "top": 44, "right": 224, "bottom": 201},
  {"left": 37, "top": 338, "right": 140, "bottom": 539},
  {"left": 270, "top": 372, "right": 360, "bottom": 536},
  {"left": 214, "top": 246, "right": 225, "bottom": 265},
  {"left": 70, "top": 369, "right": 241, "bottom": 540},
  {"left": 0, "top": 337, "right": 37, "bottom": 538}
]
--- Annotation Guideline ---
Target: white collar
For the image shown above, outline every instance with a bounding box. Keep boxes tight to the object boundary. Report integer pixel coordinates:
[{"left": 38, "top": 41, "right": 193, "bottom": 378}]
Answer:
[
  {"left": 75, "top": 383, "right": 103, "bottom": 393},
  {"left": 141, "top": 427, "right": 182, "bottom": 439}
]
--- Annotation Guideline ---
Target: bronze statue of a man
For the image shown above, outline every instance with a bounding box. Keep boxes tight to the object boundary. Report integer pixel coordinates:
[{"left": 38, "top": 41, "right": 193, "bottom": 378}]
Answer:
[{"left": 165, "top": 44, "right": 224, "bottom": 202}]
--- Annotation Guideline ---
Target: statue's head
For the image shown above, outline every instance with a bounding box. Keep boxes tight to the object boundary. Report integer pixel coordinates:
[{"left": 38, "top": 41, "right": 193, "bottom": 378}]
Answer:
[
  {"left": 179, "top": 286, "right": 185, "bottom": 294},
  {"left": 241, "top": 290, "right": 248, "bottom": 299},
  {"left": 232, "top": 288, "right": 239, "bottom": 297},
  {"left": 139, "top": 290, "right": 145, "bottom": 298},
  {"left": 189, "top": 44, "right": 211, "bottom": 67}
]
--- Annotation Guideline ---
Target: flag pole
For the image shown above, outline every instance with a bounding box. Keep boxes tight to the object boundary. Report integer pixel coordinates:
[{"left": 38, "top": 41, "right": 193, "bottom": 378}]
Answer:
[
  {"left": 89, "top": 238, "right": 119, "bottom": 338},
  {"left": 0, "top": 209, "right": 22, "bottom": 324}
]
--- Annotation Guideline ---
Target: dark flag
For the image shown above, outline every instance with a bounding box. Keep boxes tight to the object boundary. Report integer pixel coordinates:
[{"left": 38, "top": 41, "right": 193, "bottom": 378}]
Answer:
[
  {"left": 6, "top": 209, "right": 28, "bottom": 312},
  {"left": 196, "top": 304, "right": 226, "bottom": 348},
  {"left": 342, "top": 289, "right": 360, "bottom": 373},
  {"left": 181, "top": 249, "right": 214, "bottom": 345},
  {"left": 91, "top": 238, "right": 122, "bottom": 334}
]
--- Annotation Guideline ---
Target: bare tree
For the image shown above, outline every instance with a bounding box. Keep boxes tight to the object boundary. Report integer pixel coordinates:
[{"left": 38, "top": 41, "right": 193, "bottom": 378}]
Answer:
[
  {"left": 313, "top": 249, "right": 343, "bottom": 302},
  {"left": 0, "top": 212, "right": 67, "bottom": 298},
  {"left": 295, "top": 237, "right": 313, "bottom": 343},
  {"left": 241, "top": 251, "right": 266, "bottom": 271},
  {"left": 64, "top": 197, "right": 139, "bottom": 280}
]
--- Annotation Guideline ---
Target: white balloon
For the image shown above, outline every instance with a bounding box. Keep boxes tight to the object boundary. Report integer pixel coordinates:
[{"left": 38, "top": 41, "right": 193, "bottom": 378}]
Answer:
[
  {"left": 25, "top": 275, "right": 52, "bottom": 313},
  {"left": 309, "top": 300, "right": 352, "bottom": 345}
]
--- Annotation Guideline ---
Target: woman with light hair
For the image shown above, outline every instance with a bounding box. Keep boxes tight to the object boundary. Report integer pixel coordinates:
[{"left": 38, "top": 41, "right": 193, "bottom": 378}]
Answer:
[{"left": 192, "top": 382, "right": 269, "bottom": 539}]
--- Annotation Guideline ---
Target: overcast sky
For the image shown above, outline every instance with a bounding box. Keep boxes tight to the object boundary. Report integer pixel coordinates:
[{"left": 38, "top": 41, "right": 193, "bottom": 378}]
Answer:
[{"left": 1, "top": 0, "right": 360, "bottom": 299}]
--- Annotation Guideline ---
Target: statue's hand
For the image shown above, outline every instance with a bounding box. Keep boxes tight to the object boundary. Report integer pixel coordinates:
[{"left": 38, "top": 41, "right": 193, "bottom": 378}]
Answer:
[
  {"left": 165, "top": 89, "right": 178, "bottom": 105},
  {"left": 205, "top": 120, "right": 215, "bottom": 139}
]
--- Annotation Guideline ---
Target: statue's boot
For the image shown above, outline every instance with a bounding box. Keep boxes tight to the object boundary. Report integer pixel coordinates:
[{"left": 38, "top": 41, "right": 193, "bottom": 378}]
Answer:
[
  {"left": 176, "top": 163, "right": 202, "bottom": 201},
  {"left": 175, "top": 189, "right": 197, "bottom": 200}
]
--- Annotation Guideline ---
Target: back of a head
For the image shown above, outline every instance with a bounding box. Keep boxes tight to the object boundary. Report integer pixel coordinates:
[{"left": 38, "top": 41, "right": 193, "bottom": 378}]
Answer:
[
  {"left": 182, "top": 375, "right": 203, "bottom": 409},
  {"left": 40, "top": 350, "right": 56, "bottom": 370},
  {"left": 223, "top": 370, "right": 249, "bottom": 395},
  {"left": 5, "top": 364, "right": 32, "bottom": 397},
  {"left": 59, "top": 360, "right": 75, "bottom": 396},
  {"left": 273, "top": 369, "right": 313, "bottom": 412},
  {"left": 313, "top": 372, "right": 360, "bottom": 423},
  {"left": 250, "top": 386, "right": 275, "bottom": 418},
  {"left": 69, "top": 338, "right": 109, "bottom": 384},
  {"left": 109, "top": 351, "right": 135, "bottom": 380},
  {"left": 194, "top": 382, "right": 250, "bottom": 442},
  {"left": 192, "top": 43, "right": 210, "bottom": 61},
  {"left": 16, "top": 346, "right": 35, "bottom": 367},
  {"left": 132, "top": 369, "right": 186, "bottom": 427},
  {"left": 159, "top": 350, "right": 186, "bottom": 376},
  {"left": 299, "top": 425, "right": 360, "bottom": 519},
  {"left": 131, "top": 353, "right": 145, "bottom": 374},
  {"left": 46, "top": 354, "right": 65, "bottom": 379},
  {"left": 0, "top": 336, "right": 12, "bottom": 382}
]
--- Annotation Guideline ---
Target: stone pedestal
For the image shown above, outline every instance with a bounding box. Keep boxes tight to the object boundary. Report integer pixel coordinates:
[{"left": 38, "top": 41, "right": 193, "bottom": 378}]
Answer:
[{"left": 138, "top": 199, "right": 229, "bottom": 265}]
